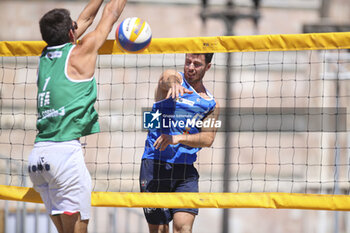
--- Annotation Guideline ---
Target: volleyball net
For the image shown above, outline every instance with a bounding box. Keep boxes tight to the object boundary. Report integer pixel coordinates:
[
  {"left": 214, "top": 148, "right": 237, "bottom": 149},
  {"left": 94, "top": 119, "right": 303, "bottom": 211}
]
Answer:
[{"left": 1, "top": 32, "right": 350, "bottom": 210}]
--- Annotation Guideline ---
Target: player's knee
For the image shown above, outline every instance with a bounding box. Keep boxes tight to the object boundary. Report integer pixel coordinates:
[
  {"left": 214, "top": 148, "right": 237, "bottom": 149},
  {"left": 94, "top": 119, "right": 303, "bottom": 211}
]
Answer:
[
  {"left": 173, "top": 223, "right": 193, "bottom": 233},
  {"left": 148, "top": 223, "right": 169, "bottom": 233},
  {"left": 173, "top": 211, "right": 195, "bottom": 233}
]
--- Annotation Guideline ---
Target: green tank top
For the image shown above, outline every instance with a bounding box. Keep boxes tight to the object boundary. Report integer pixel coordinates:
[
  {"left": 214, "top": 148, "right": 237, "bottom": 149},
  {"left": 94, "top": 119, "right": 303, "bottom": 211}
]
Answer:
[{"left": 35, "top": 43, "right": 100, "bottom": 142}]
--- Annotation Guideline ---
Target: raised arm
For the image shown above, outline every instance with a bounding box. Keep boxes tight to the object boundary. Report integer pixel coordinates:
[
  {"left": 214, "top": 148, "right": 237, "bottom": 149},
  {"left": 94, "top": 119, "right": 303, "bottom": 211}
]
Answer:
[
  {"left": 75, "top": 0, "right": 105, "bottom": 38},
  {"left": 155, "top": 69, "right": 192, "bottom": 102},
  {"left": 68, "top": 0, "right": 127, "bottom": 80},
  {"left": 153, "top": 102, "right": 220, "bottom": 151},
  {"left": 82, "top": 0, "right": 127, "bottom": 51}
]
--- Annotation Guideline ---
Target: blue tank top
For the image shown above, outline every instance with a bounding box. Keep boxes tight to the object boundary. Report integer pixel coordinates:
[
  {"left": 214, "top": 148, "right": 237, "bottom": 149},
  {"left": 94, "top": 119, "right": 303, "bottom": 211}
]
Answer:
[{"left": 142, "top": 72, "right": 216, "bottom": 164}]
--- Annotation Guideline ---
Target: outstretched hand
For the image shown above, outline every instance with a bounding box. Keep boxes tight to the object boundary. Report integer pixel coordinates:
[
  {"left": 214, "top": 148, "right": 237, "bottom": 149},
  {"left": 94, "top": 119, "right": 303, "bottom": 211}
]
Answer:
[
  {"left": 165, "top": 83, "right": 193, "bottom": 99},
  {"left": 153, "top": 134, "right": 179, "bottom": 151}
]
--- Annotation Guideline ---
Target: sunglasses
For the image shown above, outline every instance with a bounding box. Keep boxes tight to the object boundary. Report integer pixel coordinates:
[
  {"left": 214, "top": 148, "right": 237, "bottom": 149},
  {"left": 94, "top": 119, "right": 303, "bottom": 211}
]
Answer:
[{"left": 71, "top": 21, "right": 78, "bottom": 31}]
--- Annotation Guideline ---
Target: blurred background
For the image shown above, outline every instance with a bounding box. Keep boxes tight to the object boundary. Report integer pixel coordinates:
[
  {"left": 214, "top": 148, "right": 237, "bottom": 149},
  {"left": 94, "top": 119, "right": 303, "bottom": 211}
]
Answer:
[
  {"left": 1, "top": 0, "right": 350, "bottom": 40},
  {"left": 1, "top": 0, "right": 350, "bottom": 233}
]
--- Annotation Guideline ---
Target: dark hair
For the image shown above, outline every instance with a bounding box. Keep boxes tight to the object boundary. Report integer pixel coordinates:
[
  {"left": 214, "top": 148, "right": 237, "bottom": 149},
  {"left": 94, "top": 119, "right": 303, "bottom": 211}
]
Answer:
[
  {"left": 191, "top": 53, "right": 214, "bottom": 64},
  {"left": 39, "top": 8, "right": 73, "bottom": 46},
  {"left": 203, "top": 53, "right": 214, "bottom": 64}
]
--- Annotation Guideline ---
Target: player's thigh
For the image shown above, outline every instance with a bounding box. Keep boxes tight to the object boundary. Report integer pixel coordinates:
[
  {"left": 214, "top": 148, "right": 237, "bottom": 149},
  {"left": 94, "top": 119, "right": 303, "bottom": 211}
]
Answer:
[
  {"left": 60, "top": 212, "right": 88, "bottom": 233},
  {"left": 50, "top": 147, "right": 92, "bottom": 220},
  {"left": 140, "top": 159, "right": 172, "bottom": 192},
  {"left": 172, "top": 165, "right": 199, "bottom": 217},
  {"left": 50, "top": 213, "right": 88, "bottom": 233},
  {"left": 50, "top": 215, "right": 63, "bottom": 233},
  {"left": 172, "top": 211, "right": 195, "bottom": 233}
]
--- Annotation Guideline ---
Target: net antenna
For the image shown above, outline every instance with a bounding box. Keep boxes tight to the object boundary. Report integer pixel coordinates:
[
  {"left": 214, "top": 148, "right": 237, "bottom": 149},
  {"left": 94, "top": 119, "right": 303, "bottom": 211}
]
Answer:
[{"left": 200, "top": 1, "right": 261, "bottom": 233}]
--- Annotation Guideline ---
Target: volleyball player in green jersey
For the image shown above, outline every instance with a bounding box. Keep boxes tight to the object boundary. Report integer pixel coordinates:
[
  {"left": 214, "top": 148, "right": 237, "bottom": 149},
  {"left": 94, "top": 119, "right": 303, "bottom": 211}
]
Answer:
[{"left": 28, "top": 0, "right": 127, "bottom": 232}]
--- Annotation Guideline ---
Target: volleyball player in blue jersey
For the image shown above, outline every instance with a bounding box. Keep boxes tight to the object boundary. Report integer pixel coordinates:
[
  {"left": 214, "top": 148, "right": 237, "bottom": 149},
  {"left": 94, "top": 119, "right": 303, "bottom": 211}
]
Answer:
[{"left": 140, "top": 53, "right": 220, "bottom": 233}]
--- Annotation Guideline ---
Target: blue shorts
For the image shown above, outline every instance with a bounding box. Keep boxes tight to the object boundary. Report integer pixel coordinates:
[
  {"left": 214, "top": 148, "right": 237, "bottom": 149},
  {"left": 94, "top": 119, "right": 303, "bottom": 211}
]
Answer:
[{"left": 139, "top": 159, "right": 199, "bottom": 225}]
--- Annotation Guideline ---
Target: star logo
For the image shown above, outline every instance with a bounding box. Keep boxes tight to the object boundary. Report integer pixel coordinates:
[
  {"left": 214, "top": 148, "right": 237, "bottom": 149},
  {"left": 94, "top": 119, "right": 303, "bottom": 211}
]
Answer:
[
  {"left": 150, "top": 109, "right": 161, "bottom": 122},
  {"left": 143, "top": 109, "right": 161, "bottom": 129}
]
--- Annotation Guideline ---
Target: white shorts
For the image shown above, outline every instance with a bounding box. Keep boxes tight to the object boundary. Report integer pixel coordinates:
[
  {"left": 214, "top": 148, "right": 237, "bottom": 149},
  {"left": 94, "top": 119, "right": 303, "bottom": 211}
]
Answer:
[{"left": 28, "top": 140, "right": 91, "bottom": 220}]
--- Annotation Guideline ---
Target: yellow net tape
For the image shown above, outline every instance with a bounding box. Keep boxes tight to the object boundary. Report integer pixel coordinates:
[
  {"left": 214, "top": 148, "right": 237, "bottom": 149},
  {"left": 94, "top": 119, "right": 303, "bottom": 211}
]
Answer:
[
  {"left": 1, "top": 185, "right": 350, "bottom": 210},
  {"left": 1, "top": 32, "right": 350, "bottom": 57}
]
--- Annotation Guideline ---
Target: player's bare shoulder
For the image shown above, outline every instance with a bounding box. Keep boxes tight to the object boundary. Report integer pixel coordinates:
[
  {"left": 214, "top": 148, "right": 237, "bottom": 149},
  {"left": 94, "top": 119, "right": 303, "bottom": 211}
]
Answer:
[{"left": 67, "top": 38, "right": 98, "bottom": 80}]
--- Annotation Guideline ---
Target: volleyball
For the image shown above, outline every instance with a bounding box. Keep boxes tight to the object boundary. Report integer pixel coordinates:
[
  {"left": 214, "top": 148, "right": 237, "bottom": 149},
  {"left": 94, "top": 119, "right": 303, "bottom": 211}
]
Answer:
[{"left": 116, "top": 17, "right": 152, "bottom": 53}]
